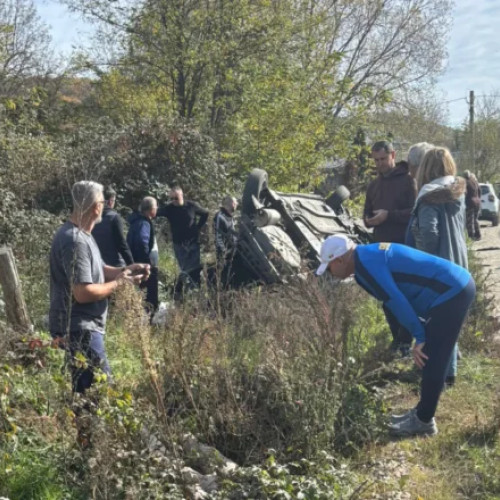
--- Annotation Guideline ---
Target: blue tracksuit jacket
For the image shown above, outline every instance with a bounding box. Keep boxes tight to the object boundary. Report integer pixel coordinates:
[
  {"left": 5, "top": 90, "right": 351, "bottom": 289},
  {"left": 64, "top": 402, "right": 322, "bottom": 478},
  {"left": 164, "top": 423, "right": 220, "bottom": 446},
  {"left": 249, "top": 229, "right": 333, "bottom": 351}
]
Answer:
[{"left": 354, "top": 243, "right": 471, "bottom": 343}]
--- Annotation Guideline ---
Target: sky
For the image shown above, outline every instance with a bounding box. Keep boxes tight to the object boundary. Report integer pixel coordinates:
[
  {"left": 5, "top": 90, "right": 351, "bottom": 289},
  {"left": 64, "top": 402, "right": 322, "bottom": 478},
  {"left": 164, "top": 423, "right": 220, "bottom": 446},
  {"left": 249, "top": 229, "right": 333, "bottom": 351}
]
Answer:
[
  {"left": 34, "top": 0, "right": 500, "bottom": 128},
  {"left": 437, "top": 0, "right": 500, "bottom": 126}
]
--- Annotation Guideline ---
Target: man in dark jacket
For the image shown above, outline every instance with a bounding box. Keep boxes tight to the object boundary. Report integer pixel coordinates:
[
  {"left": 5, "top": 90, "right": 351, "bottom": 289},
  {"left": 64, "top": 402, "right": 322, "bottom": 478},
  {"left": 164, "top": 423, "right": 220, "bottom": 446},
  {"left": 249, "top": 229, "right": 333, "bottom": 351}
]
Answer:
[
  {"left": 214, "top": 196, "right": 238, "bottom": 260},
  {"left": 364, "top": 141, "right": 418, "bottom": 356},
  {"left": 92, "top": 186, "right": 134, "bottom": 267},
  {"left": 364, "top": 141, "right": 417, "bottom": 243},
  {"left": 156, "top": 186, "right": 209, "bottom": 284},
  {"left": 127, "top": 197, "right": 159, "bottom": 312},
  {"left": 463, "top": 170, "right": 481, "bottom": 240}
]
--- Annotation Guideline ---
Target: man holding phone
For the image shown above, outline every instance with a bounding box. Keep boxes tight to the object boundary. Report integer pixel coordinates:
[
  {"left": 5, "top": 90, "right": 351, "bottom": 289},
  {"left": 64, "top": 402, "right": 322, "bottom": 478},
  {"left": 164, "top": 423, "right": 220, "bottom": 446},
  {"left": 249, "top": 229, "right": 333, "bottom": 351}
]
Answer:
[{"left": 364, "top": 141, "right": 417, "bottom": 357}]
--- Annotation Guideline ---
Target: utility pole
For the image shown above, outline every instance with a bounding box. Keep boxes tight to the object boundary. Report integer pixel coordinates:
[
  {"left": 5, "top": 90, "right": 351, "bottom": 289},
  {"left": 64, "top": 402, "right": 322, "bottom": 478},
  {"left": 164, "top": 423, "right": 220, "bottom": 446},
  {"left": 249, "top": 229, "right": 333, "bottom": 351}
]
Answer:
[{"left": 469, "top": 90, "right": 475, "bottom": 172}]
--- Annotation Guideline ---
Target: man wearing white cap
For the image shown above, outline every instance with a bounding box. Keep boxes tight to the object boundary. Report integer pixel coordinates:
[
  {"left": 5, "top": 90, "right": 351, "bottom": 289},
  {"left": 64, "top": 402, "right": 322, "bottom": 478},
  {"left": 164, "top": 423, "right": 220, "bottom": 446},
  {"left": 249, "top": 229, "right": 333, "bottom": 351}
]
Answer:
[{"left": 317, "top": 234, "right": 475, "bottom": 437}]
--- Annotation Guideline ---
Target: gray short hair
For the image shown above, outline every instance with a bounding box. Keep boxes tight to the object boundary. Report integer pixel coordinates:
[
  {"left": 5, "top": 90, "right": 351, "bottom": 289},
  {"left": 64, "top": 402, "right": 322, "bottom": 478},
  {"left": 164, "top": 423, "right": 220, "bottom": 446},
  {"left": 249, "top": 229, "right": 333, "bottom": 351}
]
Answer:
[
  {"left": 222, "top": 195, "right": 237, "bottom": 209},
  {"left": 72, "top": 181, "right": 103, "bottom": 214},
  {"left": 139, "top": 196, "right": 157, "bottom": 214},
  {"left": 407, "top": 142, "right": 434, "bottom": 168}
]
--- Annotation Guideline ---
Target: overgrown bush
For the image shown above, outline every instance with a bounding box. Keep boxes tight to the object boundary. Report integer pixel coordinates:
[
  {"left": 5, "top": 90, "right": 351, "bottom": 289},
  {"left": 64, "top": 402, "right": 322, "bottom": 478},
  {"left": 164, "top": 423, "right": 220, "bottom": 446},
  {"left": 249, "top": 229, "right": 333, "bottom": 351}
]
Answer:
[
  {"left": 0, "top": 187, "right": 61, "bottom": 325},
  {"left": 138, "top": 277, "right": 386, "bottom": 464}
]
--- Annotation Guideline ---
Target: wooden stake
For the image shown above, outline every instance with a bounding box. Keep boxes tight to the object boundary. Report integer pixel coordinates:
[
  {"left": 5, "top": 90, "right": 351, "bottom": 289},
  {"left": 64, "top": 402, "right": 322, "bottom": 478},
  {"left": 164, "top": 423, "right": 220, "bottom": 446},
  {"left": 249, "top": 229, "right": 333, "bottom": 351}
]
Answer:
[{"left": 0, "top": 246, "right": 31, "bottom": 332}]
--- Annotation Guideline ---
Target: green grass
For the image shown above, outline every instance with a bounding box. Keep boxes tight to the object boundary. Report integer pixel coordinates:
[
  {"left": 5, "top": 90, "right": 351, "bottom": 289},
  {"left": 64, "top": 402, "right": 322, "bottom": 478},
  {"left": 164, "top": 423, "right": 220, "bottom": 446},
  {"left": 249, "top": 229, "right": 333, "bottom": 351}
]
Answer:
[
  {"left": 355, "top": 354, "right": 500, "bottom": 500},
  {"left": 1, "top": 252, "right": 499, "bottom": 499}
]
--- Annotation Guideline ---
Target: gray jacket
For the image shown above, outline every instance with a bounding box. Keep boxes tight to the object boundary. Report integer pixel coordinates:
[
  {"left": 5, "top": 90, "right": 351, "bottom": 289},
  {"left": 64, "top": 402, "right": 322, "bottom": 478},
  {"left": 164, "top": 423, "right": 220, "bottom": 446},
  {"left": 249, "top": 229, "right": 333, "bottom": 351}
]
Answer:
[{"left": 411, "top": 177, "right": 468, "bottom": 269}]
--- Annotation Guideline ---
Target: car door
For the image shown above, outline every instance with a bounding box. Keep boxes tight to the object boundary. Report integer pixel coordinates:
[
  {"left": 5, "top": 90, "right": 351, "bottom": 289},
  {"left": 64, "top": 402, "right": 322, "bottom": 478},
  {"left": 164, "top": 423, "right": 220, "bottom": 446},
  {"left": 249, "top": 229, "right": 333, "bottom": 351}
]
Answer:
[{"left": 480, "top": 184, "right": 491, "bottom": 215}]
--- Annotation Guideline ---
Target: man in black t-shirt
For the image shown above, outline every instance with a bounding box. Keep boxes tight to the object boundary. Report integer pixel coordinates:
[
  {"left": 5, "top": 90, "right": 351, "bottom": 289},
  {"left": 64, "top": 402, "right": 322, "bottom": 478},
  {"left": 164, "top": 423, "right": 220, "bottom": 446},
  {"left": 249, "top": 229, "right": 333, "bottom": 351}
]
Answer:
[{"left": 156, "top": 186, "right": 209, "bottom": 281}]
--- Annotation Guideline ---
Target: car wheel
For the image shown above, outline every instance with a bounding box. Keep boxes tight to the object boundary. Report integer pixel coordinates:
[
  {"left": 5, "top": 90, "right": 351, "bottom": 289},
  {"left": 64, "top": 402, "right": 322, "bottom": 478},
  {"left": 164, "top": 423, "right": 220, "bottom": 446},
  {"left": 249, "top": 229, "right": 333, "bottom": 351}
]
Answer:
[
  {"left": 242, "top": 168, "right": 268, "bottom": 216},
  {"left": 325, "top": 185, "right": 351, "bottom": 212},
  {"left": 492, "top": 213, "right": 499, "bottom": 226}
]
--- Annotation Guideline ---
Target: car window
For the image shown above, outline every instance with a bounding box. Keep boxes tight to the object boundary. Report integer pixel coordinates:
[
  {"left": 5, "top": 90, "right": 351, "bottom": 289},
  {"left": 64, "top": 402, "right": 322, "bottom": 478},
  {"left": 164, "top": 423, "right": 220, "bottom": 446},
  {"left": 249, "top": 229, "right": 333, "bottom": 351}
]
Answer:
[{"left": 480, "top": 185, "right": 491, "bottom": 195}]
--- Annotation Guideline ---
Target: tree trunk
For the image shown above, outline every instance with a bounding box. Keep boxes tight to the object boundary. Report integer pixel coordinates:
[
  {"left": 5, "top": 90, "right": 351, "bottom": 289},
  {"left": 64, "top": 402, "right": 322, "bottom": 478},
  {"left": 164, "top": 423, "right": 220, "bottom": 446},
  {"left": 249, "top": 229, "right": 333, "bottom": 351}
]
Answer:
[{"left": 0, "top": 246, "right": 31, "bottom": 332}]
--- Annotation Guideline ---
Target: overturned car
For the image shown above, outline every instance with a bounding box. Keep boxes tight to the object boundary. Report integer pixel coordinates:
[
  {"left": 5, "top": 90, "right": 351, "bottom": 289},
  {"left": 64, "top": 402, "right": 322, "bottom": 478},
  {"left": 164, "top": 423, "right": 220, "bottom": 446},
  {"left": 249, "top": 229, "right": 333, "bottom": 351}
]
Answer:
[{"left": 214, "top": 168, "right": 371, "bottom": 287}]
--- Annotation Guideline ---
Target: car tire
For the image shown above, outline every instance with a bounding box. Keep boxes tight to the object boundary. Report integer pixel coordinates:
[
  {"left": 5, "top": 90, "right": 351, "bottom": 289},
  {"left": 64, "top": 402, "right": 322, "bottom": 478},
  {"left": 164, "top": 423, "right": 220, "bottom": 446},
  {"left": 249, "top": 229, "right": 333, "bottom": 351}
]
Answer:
[
  {"left": 492, "top": 213, "right": 499, "bottom": 226},
  {"left": 242, "top": 168, "right": 268, "bottom": 216},
  {"left": 325, "top": 185, "right": 350, "bottom": 212}
]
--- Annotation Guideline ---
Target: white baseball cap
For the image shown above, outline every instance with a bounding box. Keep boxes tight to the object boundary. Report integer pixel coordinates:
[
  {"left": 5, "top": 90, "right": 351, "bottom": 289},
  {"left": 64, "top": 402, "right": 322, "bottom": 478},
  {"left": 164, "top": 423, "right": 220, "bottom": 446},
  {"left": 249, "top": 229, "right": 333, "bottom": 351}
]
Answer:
[{"left": 316, "top": 234, "right": 355, "bottom": 276}]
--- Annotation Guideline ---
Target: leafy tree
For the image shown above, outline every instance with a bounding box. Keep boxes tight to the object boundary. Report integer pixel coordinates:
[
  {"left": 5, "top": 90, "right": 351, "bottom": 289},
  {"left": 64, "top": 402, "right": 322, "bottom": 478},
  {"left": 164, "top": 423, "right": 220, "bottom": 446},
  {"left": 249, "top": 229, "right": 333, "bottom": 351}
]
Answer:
[
  {"left": 458, "top": 93, "right": 500, "bottom": 182},
  {"left": 368, "top": 92, "right": 455, "bottom": 156},
  {"left": 61, "top": 0, "right": 453, "bottom": 190},
  {"left": 0, "top": 0, "right": 53, "bottom": 97}
]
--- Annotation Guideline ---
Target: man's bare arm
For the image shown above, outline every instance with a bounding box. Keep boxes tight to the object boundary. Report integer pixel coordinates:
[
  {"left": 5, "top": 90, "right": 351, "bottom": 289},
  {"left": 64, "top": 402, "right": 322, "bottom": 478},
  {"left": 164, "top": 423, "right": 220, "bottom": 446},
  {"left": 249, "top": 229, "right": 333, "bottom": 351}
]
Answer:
[
  {"left": 73, "top": 281, "right": 120, "bottom": 303},
  {"left": 74, "top": 264, "right": 150, "bottom": 303}
]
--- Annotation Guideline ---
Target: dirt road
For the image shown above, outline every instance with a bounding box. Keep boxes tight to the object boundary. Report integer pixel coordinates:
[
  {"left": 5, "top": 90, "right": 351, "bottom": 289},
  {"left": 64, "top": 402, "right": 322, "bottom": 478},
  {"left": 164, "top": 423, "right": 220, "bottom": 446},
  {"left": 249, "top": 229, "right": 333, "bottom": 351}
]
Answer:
[{"left": 472, "top": 221, "right": 500, "bottom": 329}]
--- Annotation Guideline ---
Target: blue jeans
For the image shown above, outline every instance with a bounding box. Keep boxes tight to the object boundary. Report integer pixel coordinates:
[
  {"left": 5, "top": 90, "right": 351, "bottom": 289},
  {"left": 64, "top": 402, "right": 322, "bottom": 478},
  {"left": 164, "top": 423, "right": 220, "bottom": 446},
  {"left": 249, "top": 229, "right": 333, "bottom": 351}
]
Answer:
[{"left": 69, "top": 330, "right": 111, "bottom": 393}]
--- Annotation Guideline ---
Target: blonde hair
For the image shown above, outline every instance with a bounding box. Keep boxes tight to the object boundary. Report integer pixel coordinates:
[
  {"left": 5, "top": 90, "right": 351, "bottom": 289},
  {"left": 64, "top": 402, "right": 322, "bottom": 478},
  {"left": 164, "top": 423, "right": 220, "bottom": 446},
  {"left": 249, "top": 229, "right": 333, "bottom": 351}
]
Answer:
[{"left": 416, "top": 147, "right": 456, "bottom": 190}]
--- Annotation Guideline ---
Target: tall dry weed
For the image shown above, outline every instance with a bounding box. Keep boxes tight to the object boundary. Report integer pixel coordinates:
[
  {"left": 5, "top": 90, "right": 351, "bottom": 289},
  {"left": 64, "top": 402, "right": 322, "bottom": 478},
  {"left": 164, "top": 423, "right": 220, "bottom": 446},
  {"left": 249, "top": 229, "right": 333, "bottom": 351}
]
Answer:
[{"left": 154, "top": 276, "right": 384, "bottom": 463}]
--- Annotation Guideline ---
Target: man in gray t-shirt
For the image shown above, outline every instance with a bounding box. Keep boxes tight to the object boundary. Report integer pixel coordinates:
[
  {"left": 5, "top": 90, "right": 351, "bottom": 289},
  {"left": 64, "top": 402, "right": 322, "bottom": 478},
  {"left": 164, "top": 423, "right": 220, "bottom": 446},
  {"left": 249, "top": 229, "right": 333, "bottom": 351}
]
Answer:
[
  {"left": 49, "top": 181, "right": 150, "bottom": 394},
  {"left": 49, "top": 221, "right": 107, "bottom": 335}
]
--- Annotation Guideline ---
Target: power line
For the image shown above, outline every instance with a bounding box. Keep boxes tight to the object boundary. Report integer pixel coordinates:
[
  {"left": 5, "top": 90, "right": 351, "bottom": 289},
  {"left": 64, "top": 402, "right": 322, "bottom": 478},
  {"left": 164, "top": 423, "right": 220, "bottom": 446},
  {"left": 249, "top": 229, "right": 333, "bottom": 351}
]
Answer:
[
  {"left": 442, "top": 94, "right": 500, "bottom": 105},
  {"left": 443, "top": 97, "right": 467, "bottom": 104}
]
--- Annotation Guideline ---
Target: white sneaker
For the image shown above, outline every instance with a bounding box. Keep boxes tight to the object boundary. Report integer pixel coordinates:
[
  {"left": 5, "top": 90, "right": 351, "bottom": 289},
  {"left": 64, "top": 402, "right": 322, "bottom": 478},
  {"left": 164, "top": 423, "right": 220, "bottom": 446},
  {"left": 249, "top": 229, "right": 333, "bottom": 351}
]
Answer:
[
  {"left": 390, "top": 407, "right": 417, "bottom": 425},
  {"left": 389, "top": 413, "right": 438, "bottom": 437}
]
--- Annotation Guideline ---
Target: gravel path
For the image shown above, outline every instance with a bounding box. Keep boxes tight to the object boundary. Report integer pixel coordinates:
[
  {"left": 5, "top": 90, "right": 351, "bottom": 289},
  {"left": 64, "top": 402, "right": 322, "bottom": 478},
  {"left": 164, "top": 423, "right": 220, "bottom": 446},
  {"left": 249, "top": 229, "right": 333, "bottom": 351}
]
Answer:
[{"left": 471, "top": 221, "right": 500, "bottom": 341}]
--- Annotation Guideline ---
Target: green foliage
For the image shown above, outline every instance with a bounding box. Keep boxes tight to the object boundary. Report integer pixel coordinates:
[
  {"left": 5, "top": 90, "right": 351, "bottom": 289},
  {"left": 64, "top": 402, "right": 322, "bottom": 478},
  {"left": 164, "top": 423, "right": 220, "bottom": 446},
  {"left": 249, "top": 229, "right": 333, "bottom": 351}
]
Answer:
[
  {"left": 0, "top": 187, "right": 61, "bottom": 324},
  {"left": 456, "top": 94, "right": 500, "bottom": 181},
  {"left": 0, "top": 447, "right": 78, "bottom": 500},
  {"left": 59, "top": 0, "right": 452, "bottom": 190},
  {"left": 217, "top": 452, "right": 360, "bottom": 499},
  {"left": 224, "top": 57, "right": 332, "bottom": 189},
  {"left": 157, "top": 279, "right": 386, "bottom": 464}
]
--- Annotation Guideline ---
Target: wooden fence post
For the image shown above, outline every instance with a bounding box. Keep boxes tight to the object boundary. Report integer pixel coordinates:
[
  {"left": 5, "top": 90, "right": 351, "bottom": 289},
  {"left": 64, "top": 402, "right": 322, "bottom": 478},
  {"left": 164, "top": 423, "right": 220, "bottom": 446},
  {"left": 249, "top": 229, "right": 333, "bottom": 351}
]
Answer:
[{"left": 0, "top": 246, "right": 31, "bottom": 332}]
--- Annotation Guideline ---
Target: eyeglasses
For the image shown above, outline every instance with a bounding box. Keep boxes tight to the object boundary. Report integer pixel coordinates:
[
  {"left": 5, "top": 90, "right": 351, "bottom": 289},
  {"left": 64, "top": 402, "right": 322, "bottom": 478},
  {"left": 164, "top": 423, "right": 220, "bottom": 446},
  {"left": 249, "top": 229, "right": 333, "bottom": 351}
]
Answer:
[{"left": 170, "top": 197, "right": 179, "bottom": 201}]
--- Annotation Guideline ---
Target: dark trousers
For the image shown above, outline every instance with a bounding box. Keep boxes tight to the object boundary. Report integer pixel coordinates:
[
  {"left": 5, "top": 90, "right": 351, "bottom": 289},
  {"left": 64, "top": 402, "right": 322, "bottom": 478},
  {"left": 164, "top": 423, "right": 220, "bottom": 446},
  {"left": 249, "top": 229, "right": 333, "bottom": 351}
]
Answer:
[
  {"left": 174, "top": 242, "right": 201, "bottom": 272},
  {"left": 383, "top": 304, "right": 413, "bottom": 345},
  {"left": 466, "top": 207, "right": 481, "bottom": 240},
  {"left": 69, "top": 330, "right": 111, "bottom": 393},
  {"left": 174, "top": 242, "right": 201, "bottom": 285},
  {"left": 417, "top": 278, "right": 476, "bottom": 422},
  {"left": 140, "top": 265, "right": 159, "bottom": 312}
]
